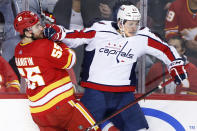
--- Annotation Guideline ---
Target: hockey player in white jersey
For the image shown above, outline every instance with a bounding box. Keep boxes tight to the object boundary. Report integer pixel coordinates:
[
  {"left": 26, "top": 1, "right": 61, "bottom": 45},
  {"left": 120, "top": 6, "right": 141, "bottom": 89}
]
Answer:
[{"left": 44, "top": 2, "right": 188, "bottom": 131}]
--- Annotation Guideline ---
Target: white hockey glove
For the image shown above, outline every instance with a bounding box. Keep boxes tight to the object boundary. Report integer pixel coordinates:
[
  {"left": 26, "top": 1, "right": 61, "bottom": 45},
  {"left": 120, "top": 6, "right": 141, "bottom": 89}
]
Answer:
[
  {"left": 168, "top": 59, "right": 188, "bottom": 85},
  {"left": 44, "top": 24, "right": 66, "bottom": 41},
  {"left": 180, "top": 27, "right": 197, "bottom": 41}
]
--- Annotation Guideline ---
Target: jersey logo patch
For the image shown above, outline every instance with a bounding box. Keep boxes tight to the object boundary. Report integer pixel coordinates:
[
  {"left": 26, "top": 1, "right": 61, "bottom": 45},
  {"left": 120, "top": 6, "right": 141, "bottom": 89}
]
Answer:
[
  {"left": 19, "top": 50, "right": 22, "bottom": 55},
  {"left": 99, "top": 41, "right": 134, "bottom": 63}
]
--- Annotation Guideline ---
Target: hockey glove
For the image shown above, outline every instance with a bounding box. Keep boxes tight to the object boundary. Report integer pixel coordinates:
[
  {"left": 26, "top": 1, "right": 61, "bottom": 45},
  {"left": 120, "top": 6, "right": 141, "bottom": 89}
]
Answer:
[
  {"left": 41, "top": 11, "right": 56, "bottom": 24},
  {"left": 168, "top": 59, "right": 188, "bottom": 85},
  {"left": 44, "top": 24, "right": 66, "bottom": 41},
  {"left": 180, "top": 27, "right": 197, "bottom": 41}
]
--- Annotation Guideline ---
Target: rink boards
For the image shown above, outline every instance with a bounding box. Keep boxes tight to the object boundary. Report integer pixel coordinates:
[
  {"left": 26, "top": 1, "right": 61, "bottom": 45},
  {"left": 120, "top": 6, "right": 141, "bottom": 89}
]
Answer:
[{"left": 0, "top": 94, "right": 196, "bottom": 131}]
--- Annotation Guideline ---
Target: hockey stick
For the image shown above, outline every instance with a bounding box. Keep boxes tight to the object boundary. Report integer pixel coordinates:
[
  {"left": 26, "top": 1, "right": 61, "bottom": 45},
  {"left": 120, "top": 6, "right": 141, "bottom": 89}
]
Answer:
[
  {"left": 85, "top": 78, "right": 173, "bottom": 131},
  {"left": 37, "top": 0, "right": 43, "bottom": 15},
  {"left": 37, "top": 0, "right": 45, "bottom": 24}
]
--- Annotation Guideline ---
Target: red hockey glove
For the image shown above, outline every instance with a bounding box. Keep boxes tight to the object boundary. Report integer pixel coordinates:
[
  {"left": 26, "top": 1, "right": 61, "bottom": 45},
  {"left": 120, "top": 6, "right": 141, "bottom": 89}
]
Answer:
[
  {"left": 168, "top": 59, "right": 188, "bottom": 85},
  {"left": 44, "top": 24, "right": 66, "bottom": 41}
]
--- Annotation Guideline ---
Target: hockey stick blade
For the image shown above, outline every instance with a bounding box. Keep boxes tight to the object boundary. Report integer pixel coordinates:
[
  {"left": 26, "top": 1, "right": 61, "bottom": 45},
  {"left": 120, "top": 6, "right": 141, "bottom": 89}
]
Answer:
[{"left": 85, "top": 78, "right": 173, "bottom": 131}]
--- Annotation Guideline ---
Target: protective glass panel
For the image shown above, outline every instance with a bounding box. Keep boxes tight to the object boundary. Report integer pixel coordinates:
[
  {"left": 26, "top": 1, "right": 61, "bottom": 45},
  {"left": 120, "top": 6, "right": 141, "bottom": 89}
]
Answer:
[{"left": 1, "top": 0, "right": 196, "bottom": 96}]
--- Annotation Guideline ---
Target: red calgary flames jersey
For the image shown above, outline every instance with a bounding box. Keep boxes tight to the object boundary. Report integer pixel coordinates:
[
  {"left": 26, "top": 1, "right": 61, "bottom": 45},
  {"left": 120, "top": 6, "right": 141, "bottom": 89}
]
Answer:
[
  {"left": 15, "top": 39, "right": 76, "bottom": 114},
  {"left": 165, "top": 0, "right": 197, "bottom": 39},
  {"left": 0, "top": 56, "right": 20, "bottom": 92}
]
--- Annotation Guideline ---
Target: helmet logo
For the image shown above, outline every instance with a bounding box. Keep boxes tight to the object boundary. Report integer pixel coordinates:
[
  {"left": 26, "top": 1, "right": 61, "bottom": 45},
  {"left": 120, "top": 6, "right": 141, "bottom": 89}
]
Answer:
[
  {"left": 18, "top": 16, "right": 22, "bottom": 22},
  {"left": 117, "top": 5, "right": 141, "bottom": 21}
]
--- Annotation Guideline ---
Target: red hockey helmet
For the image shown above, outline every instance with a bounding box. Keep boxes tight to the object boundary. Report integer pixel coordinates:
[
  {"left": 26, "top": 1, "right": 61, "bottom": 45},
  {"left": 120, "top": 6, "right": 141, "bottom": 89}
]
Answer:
[{"left": 14, "top": 11, "right": 39, "bottom": 35}]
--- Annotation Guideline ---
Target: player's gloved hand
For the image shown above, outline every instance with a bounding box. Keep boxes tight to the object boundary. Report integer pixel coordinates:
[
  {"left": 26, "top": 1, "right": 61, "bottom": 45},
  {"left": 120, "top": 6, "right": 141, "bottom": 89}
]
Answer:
[
  {"left": 168, "top": 59, "right": 188, "bottom": 85},
  {"left": 44, "top": 24, "right": 66, "bottom": 41},
  {"left": 180, "top": 27, "right": 197, "bottom": 41}
]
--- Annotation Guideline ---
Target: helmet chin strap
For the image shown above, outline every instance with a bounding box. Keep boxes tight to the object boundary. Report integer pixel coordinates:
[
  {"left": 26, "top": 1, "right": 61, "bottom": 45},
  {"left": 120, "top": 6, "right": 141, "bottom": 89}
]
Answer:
[{"left": 118, "top": 19, "right": 126, "bottom": 38}]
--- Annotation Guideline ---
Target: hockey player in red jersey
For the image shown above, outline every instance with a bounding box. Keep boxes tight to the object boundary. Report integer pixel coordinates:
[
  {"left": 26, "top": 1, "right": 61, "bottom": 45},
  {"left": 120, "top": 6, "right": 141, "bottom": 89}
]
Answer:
[
  {"left": 44, "top": 2, "right": 188, "bottom": 131},
  {"left": 0, "top": 47, "right": 20, "bottom": 93},
  {"left": 14, "top": 11, "right": 100, "bottom": 131},
  {"left": 165, "top": 0, "right": 197, "bottom": 40},
  {"left": 165, "top": 0, "right": 197, "bottom": 66}
]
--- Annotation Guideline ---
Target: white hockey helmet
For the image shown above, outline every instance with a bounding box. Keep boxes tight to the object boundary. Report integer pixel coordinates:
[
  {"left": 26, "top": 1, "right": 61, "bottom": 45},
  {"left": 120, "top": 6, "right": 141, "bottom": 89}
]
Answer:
[{"left": 117, "top": 5, "right": 141, "bottom": 21}]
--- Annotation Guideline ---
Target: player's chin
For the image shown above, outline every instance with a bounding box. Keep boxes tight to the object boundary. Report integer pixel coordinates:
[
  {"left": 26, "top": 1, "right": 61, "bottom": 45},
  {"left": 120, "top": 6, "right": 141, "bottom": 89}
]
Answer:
[
  {"left": 39, "top": 33, "right": 44, "bottom": 39},
  {"left": 34, "top": 34, "right": 44, "bottom": 40},
  {"left": 127, "top": 32, "right": 136, "bottom": 37}
]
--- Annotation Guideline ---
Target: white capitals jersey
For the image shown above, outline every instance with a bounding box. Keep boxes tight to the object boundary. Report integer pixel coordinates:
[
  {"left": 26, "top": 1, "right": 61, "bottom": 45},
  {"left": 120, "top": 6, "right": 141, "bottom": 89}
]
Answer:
[{"left": 62, "top": 20, "right": 181, "bottom": 92}]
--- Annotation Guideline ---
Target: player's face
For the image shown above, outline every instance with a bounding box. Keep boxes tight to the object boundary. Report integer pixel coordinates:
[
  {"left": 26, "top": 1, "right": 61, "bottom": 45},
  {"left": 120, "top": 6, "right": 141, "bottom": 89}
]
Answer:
[
  {"left": 30, "top": 22, "right": 44, "bottom": 39},
  {"left": 124, "top": 20, "right": 139, "bottom": 37},
  {"left": 168, "top": 39, "right": 185, "bottom": 56}
]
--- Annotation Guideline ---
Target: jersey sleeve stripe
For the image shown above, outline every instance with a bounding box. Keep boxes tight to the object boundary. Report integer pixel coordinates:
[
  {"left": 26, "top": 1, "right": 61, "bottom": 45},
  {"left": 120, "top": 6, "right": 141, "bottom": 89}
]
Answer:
[
  {"left": 165, "top": 32, "right": 178, "bottom": 39},
  {"left": 6, "top": 80, "right": 20, "bottom": 90},
  {"left": 7, "top": 84, "right": 20, "bottom": 90},
  {"left": 66, "top": 30, "right": 96, "bottom": 38},
  {"left": 148, "top": 38, "right": 176, "bottom": 61},
  {"left": 164, "top": 26, "right": 179, "bottom": 31},
  {"left": 63, "top": 49, "right": 76, "bottom": 69}
]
